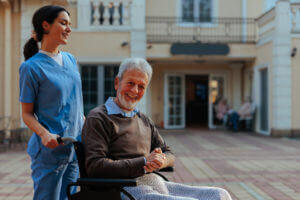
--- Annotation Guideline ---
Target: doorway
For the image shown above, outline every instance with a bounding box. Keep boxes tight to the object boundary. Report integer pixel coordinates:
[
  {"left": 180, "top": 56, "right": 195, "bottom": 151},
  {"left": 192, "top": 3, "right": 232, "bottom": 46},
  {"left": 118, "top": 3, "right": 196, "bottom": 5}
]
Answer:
[
  {"left": 260, "top": 68, "right": 268, "bottom": 132},
  {"left": 186, "top": 75, "right": 209, "bottom": 127}
]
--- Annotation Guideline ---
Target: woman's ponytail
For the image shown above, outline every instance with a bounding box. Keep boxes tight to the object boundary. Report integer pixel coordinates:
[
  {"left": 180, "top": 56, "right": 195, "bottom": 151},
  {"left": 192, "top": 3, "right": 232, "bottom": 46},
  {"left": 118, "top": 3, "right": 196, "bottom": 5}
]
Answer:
[{"left": 23, "top": 38, "right": 39, "bottom": 61}]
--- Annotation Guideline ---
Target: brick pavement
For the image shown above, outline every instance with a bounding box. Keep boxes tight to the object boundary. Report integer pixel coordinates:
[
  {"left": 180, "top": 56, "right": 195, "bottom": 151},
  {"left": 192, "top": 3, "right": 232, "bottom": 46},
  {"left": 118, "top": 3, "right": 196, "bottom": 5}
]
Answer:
[{"left": 0, "top": 130, "right": 300, "bottom": 200}]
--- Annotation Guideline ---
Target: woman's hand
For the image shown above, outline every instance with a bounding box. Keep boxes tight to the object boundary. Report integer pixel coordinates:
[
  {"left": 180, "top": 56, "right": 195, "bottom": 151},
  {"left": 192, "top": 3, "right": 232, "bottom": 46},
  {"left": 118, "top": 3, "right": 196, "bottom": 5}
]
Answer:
[
  {"left": 21, "top": 102, "right": 61, "bottom": 149},
  {"left": 40, "top": 132, "right": 60, "bottom": 149}
]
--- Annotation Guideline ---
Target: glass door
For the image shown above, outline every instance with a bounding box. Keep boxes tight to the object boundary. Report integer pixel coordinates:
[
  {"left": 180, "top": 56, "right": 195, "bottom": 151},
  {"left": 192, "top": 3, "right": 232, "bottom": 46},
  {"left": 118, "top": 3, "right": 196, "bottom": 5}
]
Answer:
[
  {"left": 260, "top": 69, "right": 268, "bottom": 132},
  {"left": 209, "top": 74, "right": 227, "bottom": 128},
  {"left": 164, "top": 74, "right": 185, "bottom": 129}
]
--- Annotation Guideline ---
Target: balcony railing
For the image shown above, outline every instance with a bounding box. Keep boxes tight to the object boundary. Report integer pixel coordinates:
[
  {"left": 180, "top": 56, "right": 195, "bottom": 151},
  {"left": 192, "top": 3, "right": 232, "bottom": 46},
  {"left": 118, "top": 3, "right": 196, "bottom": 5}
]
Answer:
[
  {"left": 90, "top": 0, "right": 131, "bottom": 28},
  {"left": 146, "top": 17, "right": 257, "bottom": 44}
]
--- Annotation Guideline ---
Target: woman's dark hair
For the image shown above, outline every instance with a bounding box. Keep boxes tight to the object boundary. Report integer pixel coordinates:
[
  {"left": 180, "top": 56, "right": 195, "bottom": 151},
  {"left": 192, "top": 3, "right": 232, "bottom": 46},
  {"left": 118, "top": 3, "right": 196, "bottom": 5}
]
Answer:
[{"left": 23, "top": 5, "right": 70, "bottom": 60}]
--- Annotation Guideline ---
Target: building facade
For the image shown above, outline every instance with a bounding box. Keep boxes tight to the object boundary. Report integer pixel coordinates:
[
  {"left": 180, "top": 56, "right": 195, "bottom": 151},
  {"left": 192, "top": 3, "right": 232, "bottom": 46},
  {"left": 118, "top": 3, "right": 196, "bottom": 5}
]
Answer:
[{"left": 0, "top": 0, "right": 300, "bottom": 138}]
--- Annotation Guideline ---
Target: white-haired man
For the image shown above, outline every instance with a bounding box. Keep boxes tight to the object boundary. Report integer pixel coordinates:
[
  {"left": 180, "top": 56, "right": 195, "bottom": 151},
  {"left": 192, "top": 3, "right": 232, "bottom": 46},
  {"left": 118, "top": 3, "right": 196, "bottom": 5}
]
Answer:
[{"left": 82, "top": 58, "right": 232, "bottom": 200}]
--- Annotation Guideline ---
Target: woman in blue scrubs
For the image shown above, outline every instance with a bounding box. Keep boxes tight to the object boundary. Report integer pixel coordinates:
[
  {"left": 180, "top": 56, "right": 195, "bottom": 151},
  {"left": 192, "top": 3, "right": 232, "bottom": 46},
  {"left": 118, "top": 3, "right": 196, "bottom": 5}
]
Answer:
[{"left": 19, "top": 5, "right": 84, "bottom": 200}]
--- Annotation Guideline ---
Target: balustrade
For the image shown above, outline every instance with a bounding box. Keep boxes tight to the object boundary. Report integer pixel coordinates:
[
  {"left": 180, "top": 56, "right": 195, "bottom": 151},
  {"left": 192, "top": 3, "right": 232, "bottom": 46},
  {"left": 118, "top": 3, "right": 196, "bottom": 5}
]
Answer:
[{"left": 90, "top": 0, "right": 131, "bottom": 27}]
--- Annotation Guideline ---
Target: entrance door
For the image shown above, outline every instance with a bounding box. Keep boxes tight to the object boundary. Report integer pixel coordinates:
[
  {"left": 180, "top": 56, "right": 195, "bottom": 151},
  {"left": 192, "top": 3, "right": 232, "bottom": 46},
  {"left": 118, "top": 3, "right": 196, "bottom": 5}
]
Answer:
[
  {"left": 186, "top": 75, "right": 209, "bottom": 127},
  {"left": 209, "top": 74, "right": 227, "bottom": 128},
  {"left": 260, "top": 69, "right": 268, "bottom": 132},
  {"left": 164, "top": 74, "right": 185, "bottom": 129}
]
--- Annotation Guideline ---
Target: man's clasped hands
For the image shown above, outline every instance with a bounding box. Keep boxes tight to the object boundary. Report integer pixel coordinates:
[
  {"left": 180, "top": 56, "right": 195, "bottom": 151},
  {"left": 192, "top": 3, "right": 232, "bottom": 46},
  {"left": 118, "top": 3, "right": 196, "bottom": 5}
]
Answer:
[{"left": 144, "top": 148, "right": 167, "bottom": 173}]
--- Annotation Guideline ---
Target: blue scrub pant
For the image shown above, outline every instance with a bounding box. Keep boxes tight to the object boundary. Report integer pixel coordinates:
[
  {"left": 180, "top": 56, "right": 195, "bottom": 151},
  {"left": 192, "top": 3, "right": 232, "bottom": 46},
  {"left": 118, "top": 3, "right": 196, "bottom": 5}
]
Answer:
[
  {"left": 229, "top": 112, "right": 240, "bottom": 131},
  {"left": 31, "top": 154, "right": 78, "bottom": 200}
]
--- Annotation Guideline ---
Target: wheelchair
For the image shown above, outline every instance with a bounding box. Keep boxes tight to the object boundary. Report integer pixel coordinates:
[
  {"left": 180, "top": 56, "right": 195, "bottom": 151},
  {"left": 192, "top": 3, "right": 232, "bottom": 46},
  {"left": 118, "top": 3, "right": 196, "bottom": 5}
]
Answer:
[{"left": 57, "top": 137, "right": 173, "bottom": 200}]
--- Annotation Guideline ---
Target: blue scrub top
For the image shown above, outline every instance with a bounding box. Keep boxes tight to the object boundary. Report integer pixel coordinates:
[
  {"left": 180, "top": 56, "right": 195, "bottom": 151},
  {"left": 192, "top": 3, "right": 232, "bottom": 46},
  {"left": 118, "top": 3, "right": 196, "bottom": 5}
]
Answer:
[{"left": 19, "top": 52, "right": 84, "bottom": 164}]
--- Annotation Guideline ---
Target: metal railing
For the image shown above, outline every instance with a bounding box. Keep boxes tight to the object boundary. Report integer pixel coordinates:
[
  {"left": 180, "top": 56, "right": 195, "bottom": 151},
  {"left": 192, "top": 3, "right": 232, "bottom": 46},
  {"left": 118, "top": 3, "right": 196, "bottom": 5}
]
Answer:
[{"left": 146, "top": 17, "right": 257, "bottom": 44}]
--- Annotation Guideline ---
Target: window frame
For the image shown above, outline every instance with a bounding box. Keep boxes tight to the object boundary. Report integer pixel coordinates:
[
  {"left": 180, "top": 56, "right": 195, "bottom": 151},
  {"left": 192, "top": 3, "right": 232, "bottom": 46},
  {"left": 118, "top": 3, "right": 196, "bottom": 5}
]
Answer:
[
  {"left": 178, "top": 0, "right": 218, "bottom": 27},
  {"left": 80, "top": 64, "right": 119, "bottom": 115}
]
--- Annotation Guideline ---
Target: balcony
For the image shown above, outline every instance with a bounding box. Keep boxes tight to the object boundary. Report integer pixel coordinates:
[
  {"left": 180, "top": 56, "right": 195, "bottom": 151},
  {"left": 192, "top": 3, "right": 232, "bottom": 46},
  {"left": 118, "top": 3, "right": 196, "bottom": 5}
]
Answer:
[{"left": 146, "top": 17, "right": 257, "bottom": 44}]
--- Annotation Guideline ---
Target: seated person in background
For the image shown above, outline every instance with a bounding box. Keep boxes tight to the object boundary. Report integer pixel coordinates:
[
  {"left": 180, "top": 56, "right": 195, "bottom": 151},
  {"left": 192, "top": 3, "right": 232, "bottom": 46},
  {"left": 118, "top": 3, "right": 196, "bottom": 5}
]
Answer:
[
  {"left": 229, "top": 97, "right": 253, "bottom": 131},
  {"left": 215, "top": 98, "right": 230, "bottom": 126},
  {"left": 82, "top": 58, "right": 232, "bottom": 200}
]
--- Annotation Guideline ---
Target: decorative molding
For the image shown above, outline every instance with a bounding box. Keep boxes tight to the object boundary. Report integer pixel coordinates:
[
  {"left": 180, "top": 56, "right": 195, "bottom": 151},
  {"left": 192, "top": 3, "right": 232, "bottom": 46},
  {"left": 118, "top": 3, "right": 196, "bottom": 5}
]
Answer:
[
  {"left": 257, "top": 7, "right": 275, "bottom": 27},
  {"left": 72, "top": 26, "right": 131, "bottom": 32},
  {"left": 77, "top": 57, "right": 126, "bottom": 64},
  {"left": 1, "top": 0, "right": 21, "bottom": 12},
  {"left": 0, "top": 0, "right": 10, "bottom": 7},
  {"left": 291, "top": 3, "right": 300, "bottom": 33},
  {"left": 256, "top": 34, "right": 273, "bottom": 47}
]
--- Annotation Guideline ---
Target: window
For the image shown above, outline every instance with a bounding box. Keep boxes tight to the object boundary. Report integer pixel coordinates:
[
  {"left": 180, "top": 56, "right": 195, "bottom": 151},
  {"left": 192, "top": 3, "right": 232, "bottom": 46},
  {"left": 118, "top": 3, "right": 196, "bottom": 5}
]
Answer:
[
  {"left": 104, "top": 66, "right": 119, "bottom": 102},
  {"left": 81, "top": 65, "right": 119, "bottom": 115},
  {"left": 81, "top": 65, "right": 98, "bottom": 115},
  {"left": 182, "top": 0, "right": 212, "bottom": 23}
]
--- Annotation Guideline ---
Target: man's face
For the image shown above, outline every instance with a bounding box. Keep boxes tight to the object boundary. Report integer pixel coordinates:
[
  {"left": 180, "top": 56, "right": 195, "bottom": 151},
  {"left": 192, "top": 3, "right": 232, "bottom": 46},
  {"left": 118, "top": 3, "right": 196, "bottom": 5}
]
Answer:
[{"left": 114, "top": 69, "right": 149, "bottom": 111}]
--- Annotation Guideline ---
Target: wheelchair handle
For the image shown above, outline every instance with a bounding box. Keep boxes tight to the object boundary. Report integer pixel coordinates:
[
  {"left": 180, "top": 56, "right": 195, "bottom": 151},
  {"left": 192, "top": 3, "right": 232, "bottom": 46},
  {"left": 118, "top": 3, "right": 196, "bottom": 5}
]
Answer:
[{"left": 57, "top": 136, "right": 77, "bottom": 144}]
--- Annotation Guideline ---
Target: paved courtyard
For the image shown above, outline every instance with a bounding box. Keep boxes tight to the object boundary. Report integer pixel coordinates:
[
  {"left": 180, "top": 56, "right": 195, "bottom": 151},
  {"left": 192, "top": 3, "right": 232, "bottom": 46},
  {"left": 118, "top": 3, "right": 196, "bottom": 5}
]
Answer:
[{"left": 0, "top": 130, "right": 300, "bottom": 200}]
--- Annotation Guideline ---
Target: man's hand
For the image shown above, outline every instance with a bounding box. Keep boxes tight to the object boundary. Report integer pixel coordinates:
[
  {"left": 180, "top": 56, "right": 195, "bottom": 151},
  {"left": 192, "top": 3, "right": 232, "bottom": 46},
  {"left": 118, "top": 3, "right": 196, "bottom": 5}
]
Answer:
[
  {"left": 40, "top": 132, "right": 60, "bottom": 149},
  {"left": 144, "top": 148, "right": 166, "bottom": 173}
]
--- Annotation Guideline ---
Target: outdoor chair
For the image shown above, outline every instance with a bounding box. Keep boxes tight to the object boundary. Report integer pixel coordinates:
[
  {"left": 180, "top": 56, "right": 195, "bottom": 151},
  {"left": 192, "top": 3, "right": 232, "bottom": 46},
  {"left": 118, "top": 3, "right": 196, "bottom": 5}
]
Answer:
[
  {"left": 238, "top": 103, "right": 256, "bottom": 131},
  {"left": 58, "top": 137, "right": 173, "bottom": 200}
]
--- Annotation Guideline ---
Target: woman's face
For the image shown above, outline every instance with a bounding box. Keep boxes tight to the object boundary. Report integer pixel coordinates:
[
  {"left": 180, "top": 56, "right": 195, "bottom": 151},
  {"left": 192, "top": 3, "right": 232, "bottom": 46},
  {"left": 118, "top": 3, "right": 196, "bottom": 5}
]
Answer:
[{"left": 43, "top": 11, "right": 72, "bottom": 45}]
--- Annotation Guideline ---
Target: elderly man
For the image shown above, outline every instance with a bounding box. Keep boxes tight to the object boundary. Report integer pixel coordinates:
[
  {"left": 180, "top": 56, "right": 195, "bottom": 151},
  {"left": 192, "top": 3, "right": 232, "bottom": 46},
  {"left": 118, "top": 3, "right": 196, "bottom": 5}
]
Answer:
[{"left": 82, "top": 58, "right": 232, "bottom": 200}]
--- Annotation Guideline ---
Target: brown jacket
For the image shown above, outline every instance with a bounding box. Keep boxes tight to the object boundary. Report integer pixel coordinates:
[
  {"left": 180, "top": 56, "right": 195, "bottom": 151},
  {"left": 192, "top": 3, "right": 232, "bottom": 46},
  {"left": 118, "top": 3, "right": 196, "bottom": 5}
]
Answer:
[{"left": 82, "top": 105, "right": 174, "bottom": 179}]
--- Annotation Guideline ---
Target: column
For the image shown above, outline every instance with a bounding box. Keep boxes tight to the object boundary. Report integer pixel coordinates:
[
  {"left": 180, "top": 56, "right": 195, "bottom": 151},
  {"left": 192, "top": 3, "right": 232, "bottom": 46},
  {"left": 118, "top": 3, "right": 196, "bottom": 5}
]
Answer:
[
  {"left": 77, "top": 0, "right": 90, "bottom": 30},
  {"left": 130, "top": 0, "right": 149, "bottom": 116},
  {"left": 3, "top": 2, "right": 12, "bottom": 142},
  {"left": 230, "top": 64, "right": 243, "bottom": 111},
  {"left": 130, "top": 0, "right": 146, "bottom": 58},
  {"left": 271, "top": 0, "right": 292, "bottom": 136}
]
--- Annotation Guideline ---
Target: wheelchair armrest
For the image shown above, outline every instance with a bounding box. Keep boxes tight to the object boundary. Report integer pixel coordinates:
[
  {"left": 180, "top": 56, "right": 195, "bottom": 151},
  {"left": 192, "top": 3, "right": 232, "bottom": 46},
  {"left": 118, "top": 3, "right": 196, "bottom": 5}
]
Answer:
[
  {"left": 76, "top": 178, "right": 137, "bottom": 188},
  {"left": 67, "top": 179, "right": 137, "bottom": 200},
  {"left": 159, "top": 166, "right": 174, "bottom": 172}
]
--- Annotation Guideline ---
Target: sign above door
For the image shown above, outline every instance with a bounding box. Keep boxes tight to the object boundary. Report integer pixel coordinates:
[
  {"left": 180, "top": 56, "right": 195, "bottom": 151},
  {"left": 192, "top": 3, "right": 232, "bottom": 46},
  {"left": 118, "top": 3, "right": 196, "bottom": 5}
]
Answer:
[{"left": 170, "top": 42, "right": 230, "bottom": 55}]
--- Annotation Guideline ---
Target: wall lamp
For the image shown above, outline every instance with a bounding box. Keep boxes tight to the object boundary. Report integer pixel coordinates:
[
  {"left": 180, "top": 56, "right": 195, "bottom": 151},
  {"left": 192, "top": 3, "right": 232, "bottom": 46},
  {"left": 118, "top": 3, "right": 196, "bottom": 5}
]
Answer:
[
  {"left": 291, "top": 47, "right": 297, "bottom": 57},
  {"left": 121, "top": 42, "right": 129, "bottom": 47}
]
